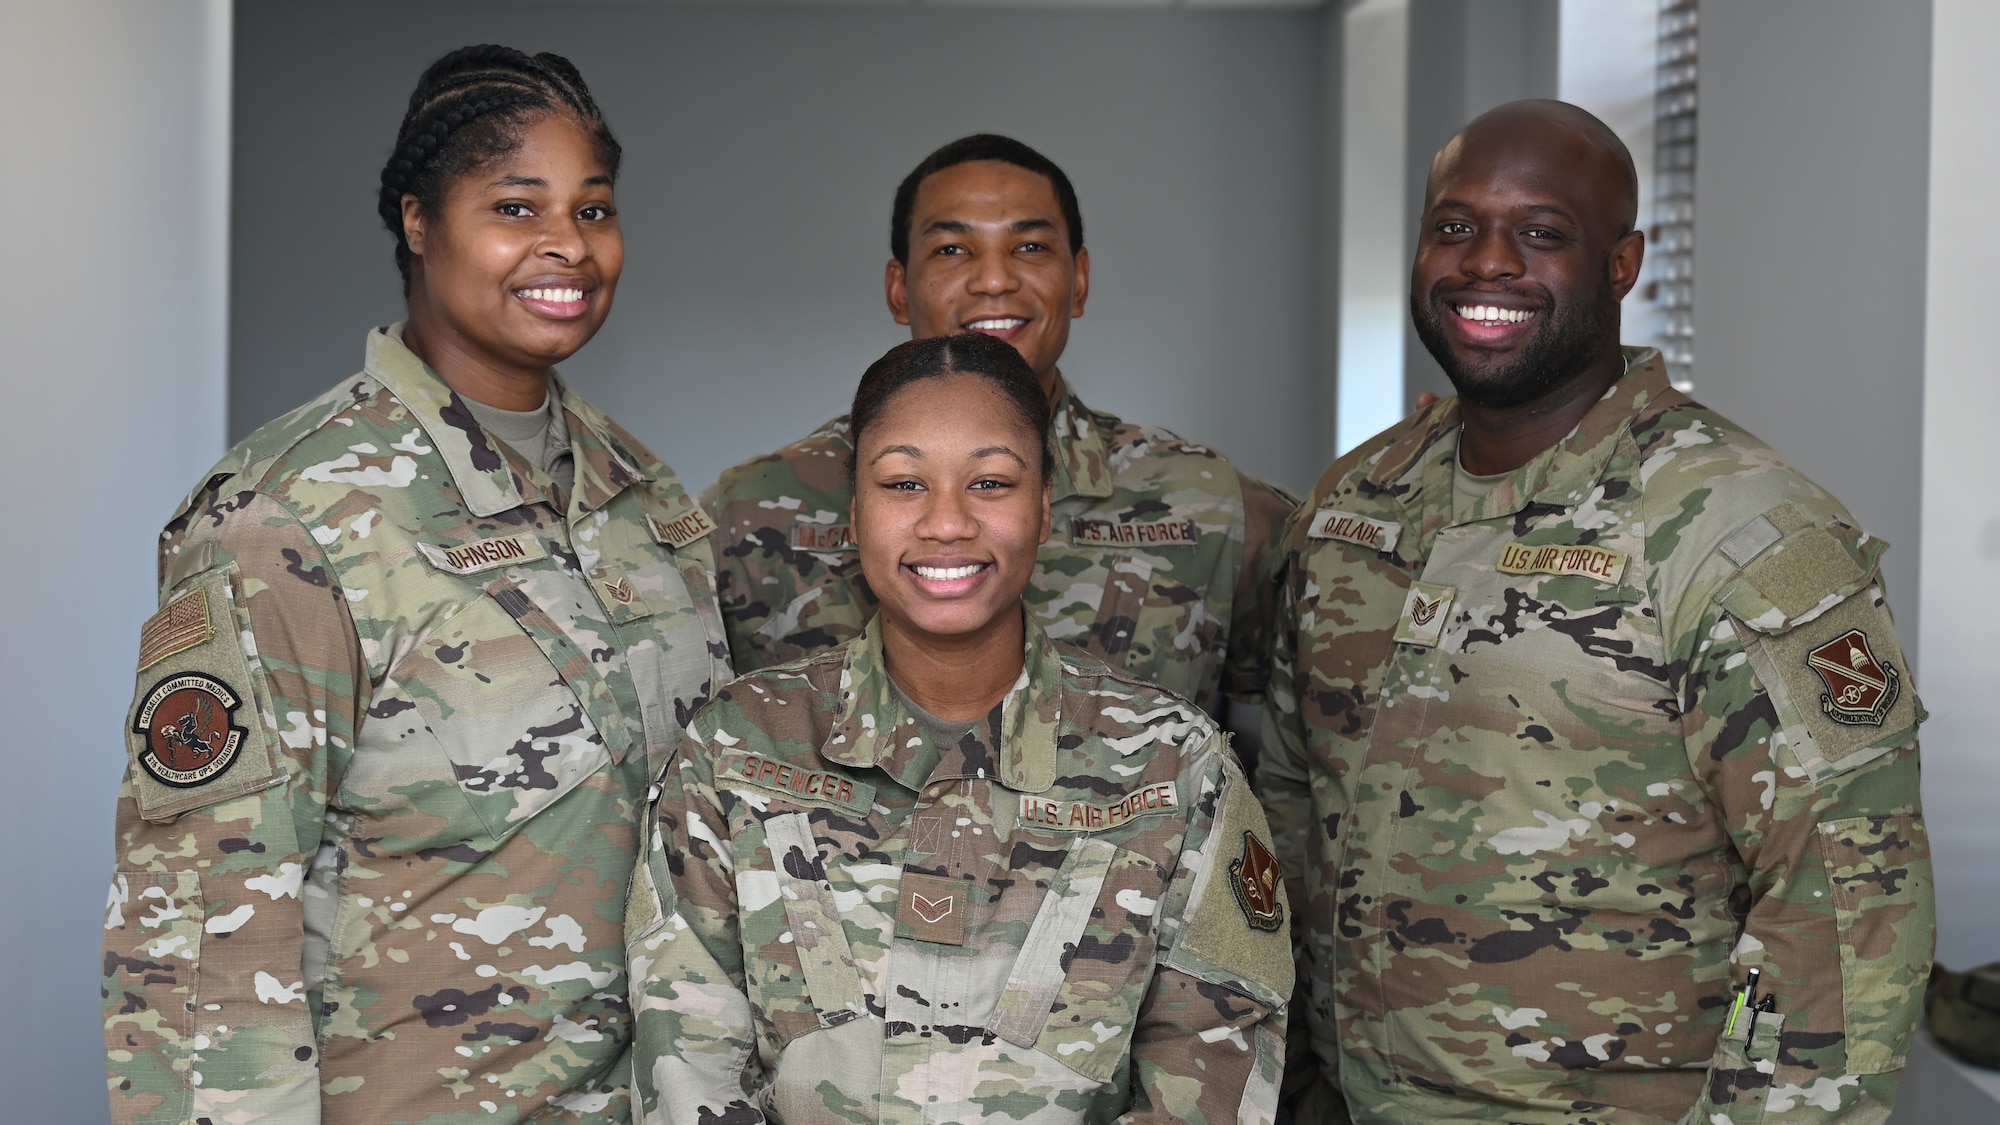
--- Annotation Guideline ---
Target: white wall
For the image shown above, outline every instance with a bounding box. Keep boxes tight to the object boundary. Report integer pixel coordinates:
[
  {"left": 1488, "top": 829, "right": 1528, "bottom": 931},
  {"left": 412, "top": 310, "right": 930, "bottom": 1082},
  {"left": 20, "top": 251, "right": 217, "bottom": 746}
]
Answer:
[
  {"left": 1919, "top": 0, "right": 2000, "bottom": 972},
  {"left": 0, "top": 1, "right": 232, "bottom": 1119},
  {"left": 230, "top": 2, "right": 1330, "bottom": 497},
  {"left": 1336, "top": 0, "right": 1409, "bottom": 456}
]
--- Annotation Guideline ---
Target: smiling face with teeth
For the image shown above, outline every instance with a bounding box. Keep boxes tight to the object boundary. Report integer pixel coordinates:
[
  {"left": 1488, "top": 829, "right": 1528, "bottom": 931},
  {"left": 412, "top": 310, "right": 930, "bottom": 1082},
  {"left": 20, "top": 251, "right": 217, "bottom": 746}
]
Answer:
[
  {"left": 399, "top": 114, "right": 623, "bottom": 410},
  {"left": 887, "top": 160, "right": 1089, "bottom": 397},
  {"left": 851, "top": 372, "right": 1051, "bottom": 677},
  {"left": 1408, "top": 102, "right": 1645, "bottom": 420}
]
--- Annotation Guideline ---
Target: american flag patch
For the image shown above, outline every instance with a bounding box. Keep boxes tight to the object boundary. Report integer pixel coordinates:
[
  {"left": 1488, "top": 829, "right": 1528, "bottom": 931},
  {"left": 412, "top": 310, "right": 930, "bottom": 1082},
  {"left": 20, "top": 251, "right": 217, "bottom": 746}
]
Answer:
[{"left": 137, "top": 589, "right": 214, "bottom": 672}]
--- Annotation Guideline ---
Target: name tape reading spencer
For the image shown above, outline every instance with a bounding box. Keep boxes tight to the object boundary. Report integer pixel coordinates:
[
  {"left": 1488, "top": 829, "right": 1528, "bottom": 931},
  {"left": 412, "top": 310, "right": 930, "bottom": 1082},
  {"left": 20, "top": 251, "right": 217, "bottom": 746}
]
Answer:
[
  {"left": 1497, "top": 542, "right": 1629, "bottom": 584},
  {"left": 789, "top": 524, "right": 857, "bottom": 552},
  {"left": 725, "top": 753, "right": 874, "bottom": 811},
  {"left": 1018, "top": 782, "right": 1180, "bottom": 832},
  {"left": 1070, "top": 518, "right": 1198, "bottom": 549},
  {"left": 650, "top": 507, "right": 717, "bottom": 550},
  {"left": 1308, "top": 509, "right": 1403, "bottom": 553},
  {"left": 417, "top": 535, "right": 548, "bottom": 576}
]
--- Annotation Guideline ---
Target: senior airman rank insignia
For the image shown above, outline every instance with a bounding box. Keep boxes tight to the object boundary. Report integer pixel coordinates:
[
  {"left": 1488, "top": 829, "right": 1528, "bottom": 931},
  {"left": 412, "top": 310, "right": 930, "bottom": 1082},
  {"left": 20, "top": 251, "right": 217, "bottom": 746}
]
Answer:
[
  {"left": 1808, "top": 629, "right": 1901, "bottom": 726},
  {"left": 1231, "top": 832, "right": 1285, "bottom": 932},
  {"left": 897, "top": 870, "right": 969, "bottom": 946}
]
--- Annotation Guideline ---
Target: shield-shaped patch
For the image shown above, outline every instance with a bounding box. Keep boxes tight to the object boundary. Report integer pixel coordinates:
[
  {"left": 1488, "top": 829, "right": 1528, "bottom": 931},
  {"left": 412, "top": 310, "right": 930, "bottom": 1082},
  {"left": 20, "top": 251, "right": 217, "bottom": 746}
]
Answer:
[{"left": 1807, "top": 629, "right": 1901, "bottom": 726}]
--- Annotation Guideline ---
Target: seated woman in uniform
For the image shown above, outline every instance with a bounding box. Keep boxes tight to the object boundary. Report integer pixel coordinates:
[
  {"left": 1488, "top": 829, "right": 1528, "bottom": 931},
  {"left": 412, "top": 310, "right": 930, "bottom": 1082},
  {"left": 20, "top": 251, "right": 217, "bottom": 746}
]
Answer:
[{"left": 626, "top": 332, "right": 1295, "bottom": 1124}]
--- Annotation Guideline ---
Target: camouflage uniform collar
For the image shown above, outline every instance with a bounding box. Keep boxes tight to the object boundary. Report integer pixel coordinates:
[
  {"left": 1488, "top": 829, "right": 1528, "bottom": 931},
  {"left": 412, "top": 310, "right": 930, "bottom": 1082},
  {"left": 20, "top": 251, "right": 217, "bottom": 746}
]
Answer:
[
  {"left": 1367, "top": 346, "right": 1668, "bottom": 519},
  {"left": 822, "top": 612, "right": 1064, "bottom": 794},
  {"left": 366, "top": 325, "right": 650, "bottom": 517},
  {"left": 1048, "top": 372, "right": 1115, "bottom": 503}
]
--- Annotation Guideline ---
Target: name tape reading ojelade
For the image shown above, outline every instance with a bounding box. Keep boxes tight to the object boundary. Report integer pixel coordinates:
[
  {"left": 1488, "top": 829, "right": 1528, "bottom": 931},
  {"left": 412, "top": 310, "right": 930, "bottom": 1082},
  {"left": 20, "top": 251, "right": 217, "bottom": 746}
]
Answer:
[{"left": 1308, "top": 510, "right": 1402, "bottom": 553}]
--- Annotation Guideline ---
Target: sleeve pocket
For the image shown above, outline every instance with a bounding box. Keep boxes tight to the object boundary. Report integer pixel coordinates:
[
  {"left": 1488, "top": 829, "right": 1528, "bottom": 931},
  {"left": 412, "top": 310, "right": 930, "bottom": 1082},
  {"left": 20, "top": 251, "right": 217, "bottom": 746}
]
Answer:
[
  {"left": 104, "top": 869, "right": 204, "bottom": 1065},
  {"left": 1814, "top": 814, "right": 1934, "bottom": 1074},
  {"left": 1713, "top": 516, "right": 1922, "bottom": 783}
]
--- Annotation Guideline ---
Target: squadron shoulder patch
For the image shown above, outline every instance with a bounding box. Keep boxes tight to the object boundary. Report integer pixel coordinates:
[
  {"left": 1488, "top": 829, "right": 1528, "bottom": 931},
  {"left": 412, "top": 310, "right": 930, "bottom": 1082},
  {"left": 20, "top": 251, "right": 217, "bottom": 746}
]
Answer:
[
  {"left": 132, "top": 673, "right": 248, "bottom": 788},
  {"left": 1807, "top": 629, "right": 1901, "bottom": 726},
  {"left": 1307, "top": 509, "right": 1402, "bottom": 554},
  {"left": 789, "top": 523, "right": 856, "bottom": 553},
  {"left": 137, "top": 589, "right": 214, "bottom": 672},
  {"left": 1231, "top": 831, "right": 1285, "bottom": 932}
]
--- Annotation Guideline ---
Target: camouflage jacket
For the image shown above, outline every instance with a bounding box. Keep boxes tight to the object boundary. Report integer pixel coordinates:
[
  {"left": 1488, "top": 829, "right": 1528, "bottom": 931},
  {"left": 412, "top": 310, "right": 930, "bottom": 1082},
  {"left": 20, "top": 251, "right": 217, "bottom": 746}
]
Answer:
[
  {"left": 626, "top": 614, "right": 1296, "bottom": 1124},
  {"left": 103, "top": 326, "right": 732, "bottom": 1124},
  {"left": 1257, "top": 350, "right": 1934, "bottom": 1123},
  {"left": 702, "top": 375, "right": 1297, "bottom": 711}
]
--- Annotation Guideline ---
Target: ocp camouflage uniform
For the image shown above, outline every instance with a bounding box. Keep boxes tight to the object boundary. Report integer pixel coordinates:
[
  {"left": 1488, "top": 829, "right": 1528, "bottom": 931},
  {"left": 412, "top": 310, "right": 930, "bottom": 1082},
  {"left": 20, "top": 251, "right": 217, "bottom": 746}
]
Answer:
[
  {"left": 103, "top": 326, "right": 732, "bottom": 1124},
  {"left": 703, "top": 374, "right": 1297, "bottom": 711},
  {"left": 625, "top": 614, "right": 1295, "bottom": 1124},
  {"left": 1257, "top": 349, "right": 1934, "bottom": 1123}
]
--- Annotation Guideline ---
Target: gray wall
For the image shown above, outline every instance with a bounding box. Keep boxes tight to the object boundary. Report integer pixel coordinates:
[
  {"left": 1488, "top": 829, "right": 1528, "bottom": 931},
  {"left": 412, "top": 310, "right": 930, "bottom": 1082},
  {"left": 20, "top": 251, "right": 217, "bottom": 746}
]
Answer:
[
  {"left": 1693, "top": 0, "right": 1930, "bottom": 659},
  {"left": 0, "top": 1, "right": 232, "bottom": 1119},
  {"left": 1401, "top": 0, "right": 1560, "bottom": 408},
  {"left": 232, "top": 2, "right": 1330, "bottom": 497}
]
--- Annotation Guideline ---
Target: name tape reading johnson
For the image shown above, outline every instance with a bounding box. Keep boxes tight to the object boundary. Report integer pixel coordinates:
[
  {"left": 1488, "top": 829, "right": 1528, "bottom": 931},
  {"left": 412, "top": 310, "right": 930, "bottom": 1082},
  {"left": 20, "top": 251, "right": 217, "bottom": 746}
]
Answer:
[{"left": 418, "top": 534, "right": 548, "bottom": 576}]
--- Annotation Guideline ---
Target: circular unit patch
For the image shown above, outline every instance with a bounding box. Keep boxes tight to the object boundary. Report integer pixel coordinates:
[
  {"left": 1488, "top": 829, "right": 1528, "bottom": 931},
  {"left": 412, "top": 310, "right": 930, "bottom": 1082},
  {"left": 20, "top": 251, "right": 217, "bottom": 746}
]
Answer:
[{"left": 133, "top": 672, "right": 248, "bottom": 788}]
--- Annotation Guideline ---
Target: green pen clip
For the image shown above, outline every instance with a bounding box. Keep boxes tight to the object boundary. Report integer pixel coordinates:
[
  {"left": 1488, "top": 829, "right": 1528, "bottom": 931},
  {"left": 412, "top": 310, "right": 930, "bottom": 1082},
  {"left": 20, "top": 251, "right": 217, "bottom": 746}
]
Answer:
[{"left": 1725, "top": 966, "right": 1762, "bottom": 1038}]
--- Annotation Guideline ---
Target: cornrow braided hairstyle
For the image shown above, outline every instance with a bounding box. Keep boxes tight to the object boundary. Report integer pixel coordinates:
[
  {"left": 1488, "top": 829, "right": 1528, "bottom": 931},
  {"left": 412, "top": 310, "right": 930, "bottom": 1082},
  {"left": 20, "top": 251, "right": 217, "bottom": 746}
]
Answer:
[{"left": 378, "top": 44, "right": 622, "bottom": 293}]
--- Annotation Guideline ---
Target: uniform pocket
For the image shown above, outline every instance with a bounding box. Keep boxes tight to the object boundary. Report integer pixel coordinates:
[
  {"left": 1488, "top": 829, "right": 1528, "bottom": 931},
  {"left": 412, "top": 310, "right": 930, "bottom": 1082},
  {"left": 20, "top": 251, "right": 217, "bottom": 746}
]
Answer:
[
  {"left": 104, "top": 869, "right": 204, "bottom": 1047},
  {"left": 1815, "top": 813, "right": 1933, "bottom": 1073},
  {"left": 1695, "top": 1010, "right": 1787, "bottom": 1125},
  {"left": 989, "top": 835, "right": 1166, "bottom": 1084},
  {"left": 740, "top": 810, "right": 868, "bottom": 1046},
  {"left": 391, "top": 593, "right": 612, "bottom": 842},
  {"left": 1085, "top": 552, "right": 1226, "bottom": 702}
]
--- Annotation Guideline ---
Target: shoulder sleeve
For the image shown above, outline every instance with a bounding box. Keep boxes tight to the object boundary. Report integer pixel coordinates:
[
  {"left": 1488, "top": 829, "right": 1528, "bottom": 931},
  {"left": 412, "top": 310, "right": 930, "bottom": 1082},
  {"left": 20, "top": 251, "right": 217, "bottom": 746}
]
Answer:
[
  {"left": 627, "top": 721, "right": 768, "bottom": 1124},
  {"left": 1222, "top": 474, "right": 1302, "bottom": 703},
  {"left": 1672, "top": 503, "right": 1933, "bottom": 1123},
  {"left": 1124, "top": 735, "right": 1290, "bottom": 1125},
  {"left": 106, "top": 490, "right": 363, "bottom": 1124},
  {"left": 702, "top": 444, "right": 867, "bottom": 674}
]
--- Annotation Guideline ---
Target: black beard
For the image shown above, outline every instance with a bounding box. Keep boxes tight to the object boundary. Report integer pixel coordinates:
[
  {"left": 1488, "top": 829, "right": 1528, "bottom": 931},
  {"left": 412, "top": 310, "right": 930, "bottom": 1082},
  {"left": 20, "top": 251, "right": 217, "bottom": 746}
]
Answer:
[{"left": 1411, "top": 277, "right": 1620, "bottom": 410}]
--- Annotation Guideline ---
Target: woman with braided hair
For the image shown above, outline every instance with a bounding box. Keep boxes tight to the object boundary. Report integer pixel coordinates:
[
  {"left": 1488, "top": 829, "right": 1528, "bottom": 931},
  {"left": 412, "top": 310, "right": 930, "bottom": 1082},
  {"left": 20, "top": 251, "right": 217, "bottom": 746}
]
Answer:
[{"left": 102, "top": 45, "right": 730, "bottom": 1123}]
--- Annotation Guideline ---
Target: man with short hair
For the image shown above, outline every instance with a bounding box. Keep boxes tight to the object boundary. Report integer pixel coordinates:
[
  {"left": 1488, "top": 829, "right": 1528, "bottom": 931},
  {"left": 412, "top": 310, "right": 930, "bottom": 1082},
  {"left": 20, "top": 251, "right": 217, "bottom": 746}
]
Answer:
[
  {"left": 706, "top": 133, "right": 1295, "bottom": 722},
  {"left": 1258, "top": 100, "right": 1933, "bottom": 1123}
]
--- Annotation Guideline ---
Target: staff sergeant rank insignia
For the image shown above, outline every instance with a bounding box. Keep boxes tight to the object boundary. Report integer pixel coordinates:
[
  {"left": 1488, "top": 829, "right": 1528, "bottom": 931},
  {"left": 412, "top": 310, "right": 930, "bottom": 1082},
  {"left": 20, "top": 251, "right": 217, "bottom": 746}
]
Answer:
[
  {"left": 132, "top": 673, "right": 249, "bottom": 788},
  {"left": 1808, "top": 629, "right": 1901, "bottom": 726},
  {"left": 1231, "top": 831, "right": 1285, "bottom": 932}
]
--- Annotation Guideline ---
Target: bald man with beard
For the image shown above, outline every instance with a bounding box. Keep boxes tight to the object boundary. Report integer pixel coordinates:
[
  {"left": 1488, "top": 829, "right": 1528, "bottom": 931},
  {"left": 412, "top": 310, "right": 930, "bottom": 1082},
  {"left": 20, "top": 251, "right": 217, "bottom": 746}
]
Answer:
[{"left": 1256, "top": 101, "right": 1933, "bottom": 1123}]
